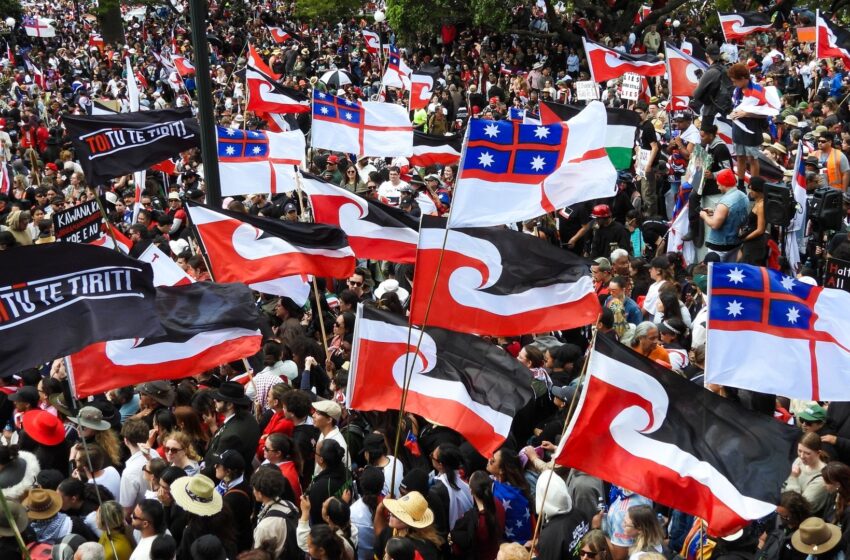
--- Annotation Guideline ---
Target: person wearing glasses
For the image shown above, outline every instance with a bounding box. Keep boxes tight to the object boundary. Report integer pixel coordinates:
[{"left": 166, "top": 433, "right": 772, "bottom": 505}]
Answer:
[
  {"left": 129, "top": 499, "right": 165, "bottom": 560},
  {"left": 162, "top": 431, "right": 200, "bottom": 476},
  {"left": 340, "top": 164, "right": 366, "bottom": 194},
  {"left": 579, "top": 530, "right": 615, "bottom": 560},
  {"left": 798, "top": 405, "right": 839, "bottom": 460},
  {"left": 622, "top": 505, "right": 666, "bottom": 560},
  {"left": 814, "top": 133, "right": 850, "bottom": 191},
  {"left": 346, "top": 268, "right": 372, "bottom": 301},
  {"left": 760, "top": 491, "right": 811, "bottom": 560}
]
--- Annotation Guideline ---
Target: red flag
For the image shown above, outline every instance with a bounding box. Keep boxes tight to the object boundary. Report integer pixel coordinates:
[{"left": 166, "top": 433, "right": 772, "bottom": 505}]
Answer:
[
  {"left": 248, "top": 43, "right": 280, "bottom": 80},
  {"left": 817, "top": 11, "right": 850, "bottom": 67},
  {"left": 409, "top": 70, "right": 438, "bottom": 111},
  {"left": 88, "top": 33, "right": 104, "bottom": 53},
  {"left": 267, "top": 26, "right": 292, "bottom": 44},
  {"left": 186, "top": 202, "right": 356, "bottom": 281},
  {"left": 582, "top": 37, "right": 665, "bottom": 82},
  {"left": 362, "top": 30, "right": 380, "bottom": 54},
  {"left": 409, "top": 216, "right": 600, "bottom": 336},
  {"left": 665, "top": 42, "right": 709, "bottom": 98},
  {"left": 172, "top": 55, "right": 195, "bottom": 77}
]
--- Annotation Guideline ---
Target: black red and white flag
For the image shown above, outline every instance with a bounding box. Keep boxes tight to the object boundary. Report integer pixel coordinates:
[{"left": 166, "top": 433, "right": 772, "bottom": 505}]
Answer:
[
  {"left": 245, "top": 60, "right": 310, "bottom": 114},
  {"left": 817, "top": 11, "right": 850, "bottom": 67},
  {"left": 582, "top": 37, "right": 665, "bottom": 82},
  {"left": 409, "top": 216, "right": 600, "bottom": 336},
  {"left": 409, "top": 69, "right": 440, "bottom": 112},
  {"left": 718, "top": 11, "right": 773, "bottom": 42},
  {"left": 172, "top": 55, "right": 196, "bottom": 77},
  {"left": 69, "top": 282, "right": 263, "bottom": 398},
  {"left": 267, "top": 26, "right": 298, "bottom": 44},
  {"left": 0, "top": 244, "right": 163, "bottom": 377},
  {"left": 348, "top": 304, "right": 534, "bottom": 455},
  {"left": 299, "top": 173, "right": 419, "bottom": 263},
  {"left": 187, "top": 202, "right": 355, "bottom": 282},
  {"left": 409, "top": 131, "right": 462, "bottom": 167},
  {"left": 63, "top": 108, "right": 200, "bottom": 185},
  {"left": 555, "top": 335, "right": 798, "bottom": 537}
]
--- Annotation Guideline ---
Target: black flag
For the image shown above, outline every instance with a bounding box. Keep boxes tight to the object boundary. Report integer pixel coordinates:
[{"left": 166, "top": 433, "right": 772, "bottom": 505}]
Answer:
[
  {"left": 63, "top": 108, "right": 201, "bottom": 185},
  {"left": 0, "top": 244, "right": 164, "bottom": 377}
]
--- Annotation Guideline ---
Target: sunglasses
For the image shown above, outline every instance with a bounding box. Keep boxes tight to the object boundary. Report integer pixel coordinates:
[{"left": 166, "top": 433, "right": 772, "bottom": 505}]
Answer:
[
  {"left": 348, "top": 280, "right": 363, "bottom": 286},
  {"left": 800, "top": 419, "right": 820, "bottom": 425},
  {"left": 581, "top": 552, "right": 598, "bottom": 558},
  {"left": 164, "top": 446, "right": 183, "bottom": 454}
]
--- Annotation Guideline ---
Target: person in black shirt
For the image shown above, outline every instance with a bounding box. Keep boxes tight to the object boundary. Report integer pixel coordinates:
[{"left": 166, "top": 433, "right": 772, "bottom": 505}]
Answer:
[
  {"left": 589, "top": 204, "right": 630, "bottom": 259},
  {"left": 635, "top": 102, "right": 660, "bottom": 217},
  {"left": 684, "top": 122, "right": 734, "bottom": 244},
  {"left": 558, "top": 202, "right": 592, "bottom": 252}
]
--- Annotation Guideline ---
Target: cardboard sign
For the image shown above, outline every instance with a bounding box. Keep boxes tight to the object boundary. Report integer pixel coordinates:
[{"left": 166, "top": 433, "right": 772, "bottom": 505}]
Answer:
[
  {"left": 824, "top": 257, "right": 850, "bottom": 292},
  {"left": 621, "top": 72, "right": 642, "bottom": 101},
  {"left": 53, "top": 200, "right": 102, "bottom": 243},
  {"left": 575, "top": 80, "right": 599, "bottom": 101}
]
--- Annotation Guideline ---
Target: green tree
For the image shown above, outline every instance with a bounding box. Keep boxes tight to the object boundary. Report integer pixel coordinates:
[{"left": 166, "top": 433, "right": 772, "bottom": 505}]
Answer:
[
  {"left": 95, "top": 0, "right": 125, "bottom": 44},
  {"left": 0, "top": 0, "right": 23, "bottom": 23},
  {"left": 294, "top": 0, "right": 363, "bottom": 23}
]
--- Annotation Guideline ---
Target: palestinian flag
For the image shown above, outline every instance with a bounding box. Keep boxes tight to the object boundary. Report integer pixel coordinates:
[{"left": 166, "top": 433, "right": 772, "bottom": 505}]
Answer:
[{"left": 540, "top": 100, "right": 639, "bottom": 170}]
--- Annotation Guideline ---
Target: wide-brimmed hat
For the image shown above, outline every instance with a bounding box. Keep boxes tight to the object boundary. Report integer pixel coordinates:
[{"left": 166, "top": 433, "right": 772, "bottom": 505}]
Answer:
[
  {"left": 769, "top": 142, "right": 787, "bottom": 155},
  {"left": 0, "top": 450, "right": 40, "bottom": 501},
  {"left": 383, "top": 491, "right": 434, "bottom": 528},
  {"left": 211, "top": 381, "right": 251, "bottom": 407},
  {"left": 374, "top": 279, "right": 410, "bottom": 303},
  {"left": 138, "top": 381, "right": 176, "bottom": 407},
  {"left": 23, "top": 488, "right": 63, "bottom": 520},
  {"left": 783, "top": 115, "right": 800, "bottom": 127},
  {"left": 22, "top": 410, "right": 66, "bottom": 445},
  {"left": 171, "top": 475, "right": 223, "bottom": 517},
  {"left": 48, "top": 393, "right": 78, "bottom": 418},
  {"left": 67, "top": 406, "right": 111, "bottom": 432},
  {"left": 0, "top": 501, "right": 28, "bottom": 537},
  {"left": 792, "top": 517, "right": 842, "bottom": 555}
]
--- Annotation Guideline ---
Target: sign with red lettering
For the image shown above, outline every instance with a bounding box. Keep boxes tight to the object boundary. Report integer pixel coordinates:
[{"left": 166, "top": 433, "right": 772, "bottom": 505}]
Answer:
[
  {"left": 62, "top": 108, "right": 200, "bottom": 185},
  {"left": 824, "top": 257, "right": 850, "bottom": 293},
  {"left": 53, "top": 200, "right": 102, "bottom": 243}
]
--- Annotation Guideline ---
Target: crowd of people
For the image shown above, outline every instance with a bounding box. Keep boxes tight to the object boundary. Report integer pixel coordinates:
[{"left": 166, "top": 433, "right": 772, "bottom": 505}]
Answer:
[{"left": 2, "top": 0, "right": 850, "bottom": 560}]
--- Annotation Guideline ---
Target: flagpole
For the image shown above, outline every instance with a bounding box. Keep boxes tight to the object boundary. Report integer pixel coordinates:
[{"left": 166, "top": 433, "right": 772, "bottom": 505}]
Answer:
[
  {"left": 94, "top": 187, "right": 125, "bottom": 254},
  {"left": 387, "top": 125, "right": 473, "bottom": 497},
  {"left": 527, "top": 317, "right": 601, "bottom": 560},
  {"left": 293, "top": 171, "right": 331, "bottom": 354}
]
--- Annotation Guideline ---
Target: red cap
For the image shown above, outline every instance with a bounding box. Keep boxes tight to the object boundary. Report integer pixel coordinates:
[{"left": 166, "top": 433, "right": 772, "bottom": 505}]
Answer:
[
  {"left": 472, "top": 106, "right": 481, "bottom": 115},
  {"left": 489, "top": 96, "right": 499, "bottom": 104},
  {"left": 46, "top": 163, "right": 58, "bottom": 172},
  {"left": 716, "top": 168, "right": 737, "bottom": 187},
  {"left": 591, "top": 204, "right": 612, "bottom": 219},
  {"left": 326, "top": 155, "right": 339, "bottom": 164}
]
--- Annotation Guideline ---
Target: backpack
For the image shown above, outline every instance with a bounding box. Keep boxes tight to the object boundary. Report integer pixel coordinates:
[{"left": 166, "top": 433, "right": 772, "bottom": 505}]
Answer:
[
  {"left": 263, "top": 501, "right": 301, "bottom": 560},
  {"left": 714, "top": 70, "right": 734, "bottom": 116}
]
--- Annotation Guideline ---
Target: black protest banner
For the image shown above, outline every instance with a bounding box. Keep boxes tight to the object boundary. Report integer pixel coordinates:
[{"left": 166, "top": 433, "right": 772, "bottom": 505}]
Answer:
[
  {"left": 0, "top": 244, "right": 164, "bottom": 377},
  {"left": 824, "top": 257, "right": 850, "bottom": 293},
  {"left": 63, "top": 108, "right": 200, "bottom": 185},
  {"left": 53, "top": 200, "right": 102, "bottom": 243}
]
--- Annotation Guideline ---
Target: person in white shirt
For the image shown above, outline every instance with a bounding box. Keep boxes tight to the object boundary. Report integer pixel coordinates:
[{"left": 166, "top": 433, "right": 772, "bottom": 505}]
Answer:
[
  {"left": 119, "top": 419, "right": 160, "bottom": 518},
  {"left": 356, "top": 156, "right": 377, "bottom": 184},
  {"left": 361, "top": 433, "right": 403, "bottom": 497},
  {"left": 312, "top": 400, "right": 350, "bottom": 474},
  {"left": 128, "top": 499, "right": 165, "bottom": 560},
  {"left": 377, "top": 166, "right": 408, "bottom": 207}
]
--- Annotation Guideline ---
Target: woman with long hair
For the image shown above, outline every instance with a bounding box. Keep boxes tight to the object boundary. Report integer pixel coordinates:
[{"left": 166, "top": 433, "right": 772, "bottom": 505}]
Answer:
[
  {"left": 580, "top": 530, "right": 615, "bottom": 560},
  {"left": 162, "top": 431, "right": 201, "bottom": 476},
  {"left": 172, "top": 406, "right": 209, "bottom": 457},
  {"left": 642, "top": 256, "right": 675, "bottom": 319},
  {"left": 785, "top": 432, "right": 830, "bottom": 517},
  {"left": 653, "top": 287, "right": 692, "bottom": 329},
  {"left": 487, "top": 448, "right": 533, "bottom": 543},
  {"left": 74, "top": 444, "right": 121, "bottom": 499},
  {"left": 759, "top": 490, "right": 811, "bottom": 560},
  {"left": 449, "top": 470, "right": 506, "bottom": 560},
  {"left": 307, "top": 525, "right": 346, "bottom": 560},
  {"left": 739, "top": 177, "right": 768, "bottom": 265},
  {"left": 823, "top": 462, "right": 850, "bottom": 544},
  {"left": 339, "top": 165, "right": 366, "bottom": 194},
  {"left": 431, "top": 443, "right": 474, "bottom": 530},
  {"left": 96, "top": 500, "right": 133, "bottom": 560},
  {"left": 351, "top": 466, "right": 384, "bottom": 560},
  {"left": 630, "top": 258, "right": 653, "bottom": 302},
  {"left": 262, "top": 432, "right": 302, "bottom": 502},
  {"left": 379, "top": 491, "right": 444, "bottom": 560},
  {"left": 624, "top": 505, "right": 666, "bottom": 559},
  {"left": 2, "top": 210, "right": 32, "bottom": 246}
]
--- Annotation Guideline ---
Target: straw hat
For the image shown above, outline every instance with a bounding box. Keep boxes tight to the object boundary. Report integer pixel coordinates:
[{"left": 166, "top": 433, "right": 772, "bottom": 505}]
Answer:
[
  {"left": 792, "top": 517, "right": 842, "bottom": 555},
  {"left": 22, "top": 488, "right": 63, "bottom": 520},
  {"left": 170, "top": 475, "right": 223, "bottom": 517},
  {"left": 769, "top": 142, "right": 787, "bottom": 155},
  {"left": 783, "top": 114, "right": 800, "bottom": 127},
  {"left": 762, "top": 133, "right": 772, "bottom": 146},
  {"left": 382, "top": 491, "right": 434, "bottom": 528}
]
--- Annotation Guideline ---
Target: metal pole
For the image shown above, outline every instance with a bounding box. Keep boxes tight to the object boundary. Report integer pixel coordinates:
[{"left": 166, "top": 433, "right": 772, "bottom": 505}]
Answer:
[{"left": 187, "top": 0, "right": 222, "bottom": 208}]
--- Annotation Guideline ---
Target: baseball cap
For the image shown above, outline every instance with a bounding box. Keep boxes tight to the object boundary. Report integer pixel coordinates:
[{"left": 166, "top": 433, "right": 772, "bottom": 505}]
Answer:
[{"left": 798, "top": 404, "right": 826, "bottom": 423}]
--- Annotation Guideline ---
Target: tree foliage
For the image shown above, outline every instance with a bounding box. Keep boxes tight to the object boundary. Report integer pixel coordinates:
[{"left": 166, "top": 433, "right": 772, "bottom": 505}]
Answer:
[
  {"left": 0, "top": 0, "right": 23, "bottom": 24},
  {"left": 293, "top": 0, "right": 364, "bottom": 23}
]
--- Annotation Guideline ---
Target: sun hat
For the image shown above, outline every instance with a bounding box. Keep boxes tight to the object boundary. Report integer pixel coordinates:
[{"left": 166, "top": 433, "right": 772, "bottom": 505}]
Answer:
[
  {"left": 139, "top": 381, "right": 176, "bottom": 407},
  {"left": 0, "top": 501, "right": 28, "bottom": 537},
  {"left": 374, "top": 279, "right": 410, "bottom": 303},
  {"left": 783, "top": 115, "right": 799, "bottom": 127},
  {"left": 22, "top": 410, "right": 66, "bottom": 445},
  {"left": 769, "top": 142, "right": 787, "bottom": 155},
  {"left": 211, "top": 381, "right": 251, "bottom": 407},
  {"left": 67, "top": 406, "right": 110, "bottom": 432},
  {"left": 383, "top": 491, "right": 435, "bottom": 528},
  {"left": 792, "top": 517, "right": 842, "bottom": 555},
  {"left": 170, "top": 474, "right": 223, "bottom": 517},
  {"left": 23, "top": 488, "right": 63, "bottom": 520}
]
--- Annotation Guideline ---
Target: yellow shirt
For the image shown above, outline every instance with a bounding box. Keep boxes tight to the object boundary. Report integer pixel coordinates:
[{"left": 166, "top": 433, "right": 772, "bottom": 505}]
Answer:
[{"left": 99, "top": 532, "right": 134, "bottom": 560}]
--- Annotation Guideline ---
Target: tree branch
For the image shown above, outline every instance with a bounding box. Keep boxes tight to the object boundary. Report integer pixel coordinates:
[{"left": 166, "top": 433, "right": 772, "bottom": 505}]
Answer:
[{"left": 634, "top": 0, "right": 691, "bottom": 35}]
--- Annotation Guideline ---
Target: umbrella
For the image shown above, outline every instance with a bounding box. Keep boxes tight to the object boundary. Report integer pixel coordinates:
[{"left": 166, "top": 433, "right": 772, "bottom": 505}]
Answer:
[{"left": 319, "top": 69, "right": 353, "bottom": 89}]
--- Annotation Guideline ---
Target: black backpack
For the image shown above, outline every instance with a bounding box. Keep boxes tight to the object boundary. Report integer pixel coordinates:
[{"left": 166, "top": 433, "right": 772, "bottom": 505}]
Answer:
[
  {"left": 262, "top": 500, "right": 301, "bottom": 560},
  {"left": 714, "top": 70, "right": 734, "bottom": 116}
]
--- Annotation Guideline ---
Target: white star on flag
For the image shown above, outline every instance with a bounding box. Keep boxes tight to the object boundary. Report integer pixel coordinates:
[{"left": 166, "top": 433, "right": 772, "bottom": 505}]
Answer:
[
  {"left": 726, "top": 300, "right": 743, "bottom": 317},
  {"left": 786, "top": 306, "right": 801, "bottom": 324},
  {"left": 478, "top": 151, "right": 495, "bottom": 168},
  {"left": 344, "top": 112, "right": 353, "bottom": 120},
  {"left": 318, "top": 92, "right": 326, "bottom": 98},
  {"left": 780, "top": 276, "right": 795, "bottom": 291},
  {"left": 320, "top": 107, "right": 329, "bottom": 115},
  {"left": 483, "top": 123, "right": 500, "bottom": 138},
  {"left": 530, "top": 155, "right": 546, "bottom": 171},
  {"left": 252, "top": 146, "right": 261, "bottom": 154},
  {"left": 533, "top": 126, "right": 550, "bottom": 139},
  {"left": 727, "top": 267, "right": 745, "bottom": 284},
  {"left": 225, "top": 128, "right": 236, "bottom": 136},
  {"left": 501, "top": 499, "right": 512, "bottom": 511},
  {"left": 225, "top": 146, "right": 235, "bottom": 155}
]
